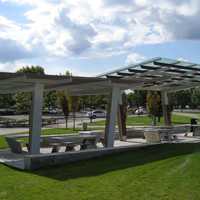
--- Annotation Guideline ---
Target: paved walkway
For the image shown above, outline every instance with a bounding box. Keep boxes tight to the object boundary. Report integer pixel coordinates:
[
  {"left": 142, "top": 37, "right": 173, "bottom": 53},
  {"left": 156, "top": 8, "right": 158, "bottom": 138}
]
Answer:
[
  {"left": 173, "top": 112, "right": 200, "bottom": 119},
  {"left": 0, "top": 117, "right": 104, "bottom": 136},
  {"left": 0, "top": 128, "right": 28, "bottom": 136},
  {"left": 0, "top": 150, "right": 26, "bottom": 169}
]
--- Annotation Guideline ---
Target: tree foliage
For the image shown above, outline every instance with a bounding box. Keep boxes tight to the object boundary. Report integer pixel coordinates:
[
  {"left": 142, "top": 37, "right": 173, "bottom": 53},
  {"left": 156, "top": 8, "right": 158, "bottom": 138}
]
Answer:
[
  {"left": 0, "top": 94, "right": 15, "bottom": 109},
  {"left": 15, "top": 66, "right": 45, "bottom": 113},
  {"left": 79, "top": 95, "right": 107, "bottom": 110},
  {"left": 147, "top": 91, "right": 162, "bottom": 116},
  {"left": 56, "top": 71, "right": 72, "bottom": 128},
  {"left": 172, "top": 90, "right": 191, "bottom": 109},
  {"left": 69, "top": 96, "right": 80, "bottom": 130},
  {"left": 127, "top": 91, "right": 147, "bottom": 108},
  {"left": 17, "top": 66, "right": 44, "bottom": 75},
  {"left": 44, "top": 91, "right": 58, "bottom": 110},
  {"left": 147, "top": 91, "right": 162, "bottom": 125}
]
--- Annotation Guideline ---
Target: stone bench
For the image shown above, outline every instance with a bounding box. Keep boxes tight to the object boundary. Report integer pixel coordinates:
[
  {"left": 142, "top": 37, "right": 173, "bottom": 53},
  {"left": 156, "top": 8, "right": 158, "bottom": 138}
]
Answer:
[
  {"left": 144, "top": 129, "right": 161, "bottom": 143},
  {"left": 192, "top": 125, "right": 200, "bottom": 136},
  {"left": 5, "top": 137, "right": 25, "bottom": 153},
  {"left": 5, "top": 133, "right": 99, "bottom": 154},
  {"left": 49, "top": 135, "right": 98, "bottom": 150}
]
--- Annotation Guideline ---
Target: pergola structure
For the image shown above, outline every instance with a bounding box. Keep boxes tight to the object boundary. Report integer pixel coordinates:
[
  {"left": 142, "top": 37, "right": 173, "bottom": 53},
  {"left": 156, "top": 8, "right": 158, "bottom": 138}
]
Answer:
[
  {"left": 99, "top": 57, "right": 200, "bottom": 92},
  {"left": 100, "top": 57, "right": 200, "bottom": 145},
  {"left": 1, "top": 57, "right": 200, "bottom": 155},
  {"left": 0, "top": 73, "right": 112, "bottom": 154}
]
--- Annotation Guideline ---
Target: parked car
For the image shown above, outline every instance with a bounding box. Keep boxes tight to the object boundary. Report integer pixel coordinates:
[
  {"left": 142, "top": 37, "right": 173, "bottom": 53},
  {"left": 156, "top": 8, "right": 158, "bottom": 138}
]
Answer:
[
  {"left": 127, "top": 107, "right": 137, "bottom": 115},
  {"left": 87, "top": 110, "right": 106, "bottom": 119},
  {"left": 48, "top": 109, "right": 59, "bottom": 114},
  {"left": 47, "top": 108, "right": 62, "bottom": 115},
  {"left": 135, "top": 107, "right": 147, "bottom": 115}
]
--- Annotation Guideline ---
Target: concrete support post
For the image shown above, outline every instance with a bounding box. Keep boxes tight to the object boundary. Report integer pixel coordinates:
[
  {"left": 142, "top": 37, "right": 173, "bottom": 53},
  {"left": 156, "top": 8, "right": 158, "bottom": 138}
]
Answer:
[
  {"left": 29, "top": 83, "right": 44, "bottom": 154},
  {"left": 161, "top": 91, "right": 171, "bottom": 126},
  {"left": 105, "top": 86, "right": 121, "bottom": 148}
]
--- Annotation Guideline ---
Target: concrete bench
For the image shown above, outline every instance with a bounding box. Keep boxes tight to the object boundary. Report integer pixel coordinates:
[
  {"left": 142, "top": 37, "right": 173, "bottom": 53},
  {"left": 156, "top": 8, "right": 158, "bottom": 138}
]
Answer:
[
  {"left": 5, "top": 137, "right": 25, "bottom": 153},
  {"left": 192, "top": 125, "right": 200, "bottom": 136},
  {"left": 49, "top": 143, "right": 62, "bottom": 153},
  {"left": 41, "top": 141, "right": 76, "bottom": 153},
  {"left": 5, "top": 133, "right": 98, "bottom": 154},
  {"left": 50, "top": 135, "right": 98, "bottom": 150},
  {"left": 62, "top": 142, "right": 76, "bottom": 152},
  {"left": 144, "top": 129, "right": 161, "bottom": 143}
]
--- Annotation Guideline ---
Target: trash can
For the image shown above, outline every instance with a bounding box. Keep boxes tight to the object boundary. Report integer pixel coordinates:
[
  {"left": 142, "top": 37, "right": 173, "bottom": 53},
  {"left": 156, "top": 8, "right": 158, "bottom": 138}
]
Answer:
[{"left": 191, "top": 118, "right": 198, "bottom": 132}]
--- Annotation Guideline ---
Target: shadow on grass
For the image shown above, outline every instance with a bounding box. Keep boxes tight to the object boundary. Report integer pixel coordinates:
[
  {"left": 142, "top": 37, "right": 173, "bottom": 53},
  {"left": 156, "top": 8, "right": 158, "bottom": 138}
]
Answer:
[{"left": 32, "top": 143, "right": 200, "bottom": 181}]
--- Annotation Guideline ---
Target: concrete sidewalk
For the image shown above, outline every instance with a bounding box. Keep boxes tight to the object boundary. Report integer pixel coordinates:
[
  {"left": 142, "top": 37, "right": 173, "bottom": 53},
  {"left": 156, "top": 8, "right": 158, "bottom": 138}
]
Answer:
[
  {"left": 0, "top": 118, "right": 104, "bottom": 136},
  {"left": 0, "top": 128, "right": 28, "bottom": 136}
]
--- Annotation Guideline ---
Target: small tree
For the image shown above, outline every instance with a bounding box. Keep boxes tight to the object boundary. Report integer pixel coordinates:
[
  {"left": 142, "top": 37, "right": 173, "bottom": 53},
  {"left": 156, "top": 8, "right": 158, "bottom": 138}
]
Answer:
[
  {"left": 69, "top": 96, "right": 80, "bottom": 130},
  {"left": 44, "top": 91, "right": 58, "bottom": 111},
  {"left": 147, "top": 91, "right": 162, "bottom": 126},
  {"left": 191, "top": 89, "right": 200, "bottom": 109},
  {"left": 57, "top": 91, "right": 69, "bottom": 128},
  {"left": 57, "top": 70, "right": 72, "bottom": 128},
  {"left": 15, "top": 92, "right": 32, "bottom": 113}
]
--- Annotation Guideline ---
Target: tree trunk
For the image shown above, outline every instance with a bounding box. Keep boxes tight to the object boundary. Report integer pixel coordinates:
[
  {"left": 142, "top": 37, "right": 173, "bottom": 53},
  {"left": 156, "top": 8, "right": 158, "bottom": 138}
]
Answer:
[
  {"left": 152, "top": 116, "right": 157, "bottom": 126},
  {"left": 65, "top": 117, "right": 68, "bottom": 129},
  {"left": 167, "top": 106, "right": 172, "bottom": 126},
  {"left": 90, "top": 116, "right": 93, "bottom": 123},
  {"left": 73, "top": 111, "right": 76, "bottom": 131},
  {"left": 118, "top": 104, "right": 127, "bottom": 141}
]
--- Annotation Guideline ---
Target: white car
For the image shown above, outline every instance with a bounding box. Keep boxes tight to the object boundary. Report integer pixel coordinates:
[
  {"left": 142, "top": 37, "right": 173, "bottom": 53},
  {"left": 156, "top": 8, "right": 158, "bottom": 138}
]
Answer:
[
  {"left": 87, "top": 110, "right": 106, "bottom": 119},
  {"left": 135, "top": 107, "right": 146, "bottom": 115}
]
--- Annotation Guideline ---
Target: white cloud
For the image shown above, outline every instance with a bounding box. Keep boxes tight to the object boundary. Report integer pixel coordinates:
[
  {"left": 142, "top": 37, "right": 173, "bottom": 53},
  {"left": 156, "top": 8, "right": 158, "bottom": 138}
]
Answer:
[
  {"left": 0, "top": 38, "right": 33, "bottom": 62},
  {"left": 126, "top": 53, "right": 146, "bottom": 65},
  {"left": 177, "top": 57, "right": 189, "bottom": 62},
  {"left": 0, "top": 0, "right": 200, "bottom": 72},
  {"left": 0, "top": 62, "right": 12, "bottom": 71}
]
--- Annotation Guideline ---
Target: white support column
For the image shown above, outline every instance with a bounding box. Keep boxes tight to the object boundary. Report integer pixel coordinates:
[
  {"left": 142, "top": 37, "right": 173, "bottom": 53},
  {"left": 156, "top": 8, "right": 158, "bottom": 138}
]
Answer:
[
  {"left": 29, "top": 83, "right": 44, "bottom": 154},
  {"left": 118, "top": 92, "right": 122, "bottom": 105},
  {"left": 162, "top": 91, "right": 169, "bottom": 105},
  {"left": 105, "top": 86, "right": 121, "bottom": 148}
]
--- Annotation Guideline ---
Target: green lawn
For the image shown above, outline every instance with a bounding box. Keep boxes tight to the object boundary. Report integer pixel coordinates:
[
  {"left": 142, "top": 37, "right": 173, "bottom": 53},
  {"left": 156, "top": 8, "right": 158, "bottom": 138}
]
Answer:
[
  {"left": 0, "top": 143, "right": 200, "bottom": 199},
  {"left": 1, "top": 124, "right": 200, "bottom": 199},
  {"left": 0, "top": 128, "right": 80, "bottom": 149},
  {"left": 91, "top": 114, "right": 193, "bottom": 126}
]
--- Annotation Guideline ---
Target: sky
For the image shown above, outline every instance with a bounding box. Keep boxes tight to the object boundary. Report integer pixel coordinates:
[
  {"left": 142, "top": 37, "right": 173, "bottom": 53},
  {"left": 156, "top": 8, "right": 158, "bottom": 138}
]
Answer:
[{"left": 0, "top": 0, "right": 200, "bottom": 76}]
